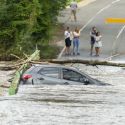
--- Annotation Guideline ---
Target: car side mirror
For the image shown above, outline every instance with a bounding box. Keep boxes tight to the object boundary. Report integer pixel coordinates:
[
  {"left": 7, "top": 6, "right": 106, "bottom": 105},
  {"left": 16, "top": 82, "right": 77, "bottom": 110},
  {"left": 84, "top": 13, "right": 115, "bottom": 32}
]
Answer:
[{"left": 84, "top": 78, "right": 89, "bottom": 85}]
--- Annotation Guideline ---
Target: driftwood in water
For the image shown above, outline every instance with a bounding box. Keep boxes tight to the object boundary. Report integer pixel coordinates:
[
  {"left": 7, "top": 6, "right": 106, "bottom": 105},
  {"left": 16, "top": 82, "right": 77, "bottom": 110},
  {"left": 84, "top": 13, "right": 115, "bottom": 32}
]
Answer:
[
  {"left": 0, "top": 84, "right": 10, "bottom": 88},
  {"left": 0, "top": 62, "right": 27, "bottom": 71},
  {"left": 1, "top": 58, "right": 125, "bottom": 71},
  {"left": 49, "top": 59, "right": 125, "bottom": 67},
  {"left": 0, "top": 66, "right": 16, "bottom": 71},
  {"left": 0, "top": 53, "right": 39, "bottom": 71}
]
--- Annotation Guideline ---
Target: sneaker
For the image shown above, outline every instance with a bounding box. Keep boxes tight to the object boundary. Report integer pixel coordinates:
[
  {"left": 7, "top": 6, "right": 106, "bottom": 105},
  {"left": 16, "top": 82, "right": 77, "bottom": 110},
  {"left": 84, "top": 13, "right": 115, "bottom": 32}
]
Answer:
[
  {"left": 77, "top": 53, "right": 80, "bottom": 55},
  {"left": 65, "top": 53, "right": 68, "bottom": 56},
  {"left": 73, "top": 52, "right": 75, "bottom": 55},
  {"left": 94, "top": 54, "right": 99, "bottom": 57},
  {"left": 90, "top": 53, "right": 92, "bottom": 56}
]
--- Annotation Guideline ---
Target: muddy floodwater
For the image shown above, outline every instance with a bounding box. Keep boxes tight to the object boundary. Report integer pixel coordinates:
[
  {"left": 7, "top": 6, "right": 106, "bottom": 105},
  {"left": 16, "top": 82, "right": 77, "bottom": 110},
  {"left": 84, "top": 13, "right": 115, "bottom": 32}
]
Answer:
[{"left": 0, "top": 64, "right": 125, "bottom": 125}]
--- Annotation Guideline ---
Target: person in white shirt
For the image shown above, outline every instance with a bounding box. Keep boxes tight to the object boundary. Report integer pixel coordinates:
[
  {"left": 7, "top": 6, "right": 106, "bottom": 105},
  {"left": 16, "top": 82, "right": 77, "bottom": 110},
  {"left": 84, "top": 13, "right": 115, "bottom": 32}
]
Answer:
[
  {"left": 64, "top": 27, "right": 72, "bottom": 55},
  {"left": 70, "top": 0, "right": 78, "bottom": 21},
  {"left": 73, "top": 27, "right": 80, "bottom": 55},
  {"left": 94, "top": 32, "right": 102, "bottom": 56}
]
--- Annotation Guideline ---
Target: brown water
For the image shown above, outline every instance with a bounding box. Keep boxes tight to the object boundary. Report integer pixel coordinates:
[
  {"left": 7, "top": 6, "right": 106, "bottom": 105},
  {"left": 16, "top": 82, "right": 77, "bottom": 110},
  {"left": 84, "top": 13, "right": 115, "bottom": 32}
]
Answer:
[{"left": 0, "top": 64, "right": 125, "bottom": 125}]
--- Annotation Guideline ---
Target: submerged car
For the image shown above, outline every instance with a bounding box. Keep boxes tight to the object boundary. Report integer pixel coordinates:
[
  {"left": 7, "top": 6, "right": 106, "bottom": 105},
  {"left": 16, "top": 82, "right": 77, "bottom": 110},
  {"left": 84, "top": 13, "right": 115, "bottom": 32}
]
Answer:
[{"left": 20, "top": 64, "right": 108, "bottom": 85}]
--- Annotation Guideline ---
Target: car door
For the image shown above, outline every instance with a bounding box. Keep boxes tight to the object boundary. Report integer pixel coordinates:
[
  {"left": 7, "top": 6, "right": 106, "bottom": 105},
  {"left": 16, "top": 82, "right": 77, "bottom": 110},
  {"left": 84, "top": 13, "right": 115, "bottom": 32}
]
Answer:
[
  {"left": 35, "top": 67, "right": 62, "bottom": 85},
  {"left": 61, "top": 68, "right": 91, "bottom": 85}
]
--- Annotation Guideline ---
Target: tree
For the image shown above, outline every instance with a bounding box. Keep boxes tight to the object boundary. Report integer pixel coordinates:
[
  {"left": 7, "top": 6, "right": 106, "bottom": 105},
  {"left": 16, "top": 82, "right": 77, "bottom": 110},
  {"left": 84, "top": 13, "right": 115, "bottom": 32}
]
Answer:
[{"left": 0, "top": 0, "right": 68, "bottom": 59}]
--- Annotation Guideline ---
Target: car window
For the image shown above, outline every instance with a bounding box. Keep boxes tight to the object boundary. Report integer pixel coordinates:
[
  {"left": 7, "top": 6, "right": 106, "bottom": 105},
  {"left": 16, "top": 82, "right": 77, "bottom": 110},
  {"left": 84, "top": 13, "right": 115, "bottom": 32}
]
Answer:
[
  {"left": 62, "top": 68, "right": 87, "bottom": 83},
  {"left": 38, "top": 67, "right": 59, "bottom": 78}
]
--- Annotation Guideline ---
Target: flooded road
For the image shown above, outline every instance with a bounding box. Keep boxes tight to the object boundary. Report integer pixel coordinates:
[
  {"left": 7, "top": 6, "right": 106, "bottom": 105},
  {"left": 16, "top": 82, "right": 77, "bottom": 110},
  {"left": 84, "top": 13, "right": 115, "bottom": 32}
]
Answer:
[{"left": 0, "top": 64, "right": 125, "bottom": 125}]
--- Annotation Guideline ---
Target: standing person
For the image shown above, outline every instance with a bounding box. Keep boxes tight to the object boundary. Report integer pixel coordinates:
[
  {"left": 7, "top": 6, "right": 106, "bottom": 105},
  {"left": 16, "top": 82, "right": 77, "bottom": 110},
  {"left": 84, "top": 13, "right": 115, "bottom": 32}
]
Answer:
[
  {"left": 94, "top": 32, "right": 102, "bottom": 56},
  {"left": 70, "top": 0, "right": 78, "bottom": 22},
  {"left": 73, "top": 27, "right": 80, "bottom": 55},
  {"left": 64, "top": 27, "right": 72, "bottom": 55},
  {"left": 90, "top": 26, "right": 97, "bottom": 56}
]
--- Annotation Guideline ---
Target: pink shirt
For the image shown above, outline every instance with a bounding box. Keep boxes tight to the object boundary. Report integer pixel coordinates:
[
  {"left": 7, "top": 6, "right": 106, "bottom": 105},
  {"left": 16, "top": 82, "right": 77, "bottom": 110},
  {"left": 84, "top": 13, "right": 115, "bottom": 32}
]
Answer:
[{"left": 73, "top": 31, "right": 80, "bottom": 38}]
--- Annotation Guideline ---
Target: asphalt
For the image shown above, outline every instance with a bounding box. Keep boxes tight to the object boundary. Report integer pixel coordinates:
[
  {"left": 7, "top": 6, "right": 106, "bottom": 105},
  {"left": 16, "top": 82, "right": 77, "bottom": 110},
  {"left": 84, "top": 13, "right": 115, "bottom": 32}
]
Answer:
[{"left": 58, "top": 0, "right": 125, "bottom": 64}]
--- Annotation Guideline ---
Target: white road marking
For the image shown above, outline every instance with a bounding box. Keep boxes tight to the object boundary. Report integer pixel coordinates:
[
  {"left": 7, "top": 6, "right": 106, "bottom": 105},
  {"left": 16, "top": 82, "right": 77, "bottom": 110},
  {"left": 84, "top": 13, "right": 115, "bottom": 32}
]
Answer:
[
  {"left": 80, "top": 4, "right": 111, "bottom": 31},
  {"left": 80, "top": 0, "right": 121, "bottom": 31},
  {"left": 116, "top": 25, "right": 125, "bottom": 39},
  {"left": 108, "top": 24, "right": 125, "bottom": 61},
  {"left": 58, "top": 47, "right": 66, "bottom": 59},
  {"left": 105, "top": 54, "right": 120, "bottom": 61},
  {"left": 112, "top": 0, "right": 120, "bottom": 4},
  {"left": 106, "top": 0, "right": 123, "bottom": 60}
]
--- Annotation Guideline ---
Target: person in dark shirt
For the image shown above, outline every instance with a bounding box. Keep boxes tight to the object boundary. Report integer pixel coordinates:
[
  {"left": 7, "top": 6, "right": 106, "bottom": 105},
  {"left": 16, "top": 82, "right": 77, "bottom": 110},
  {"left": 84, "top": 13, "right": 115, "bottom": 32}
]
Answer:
[{"left": 90, "top": 27, "right": 97, "bottom": 56}]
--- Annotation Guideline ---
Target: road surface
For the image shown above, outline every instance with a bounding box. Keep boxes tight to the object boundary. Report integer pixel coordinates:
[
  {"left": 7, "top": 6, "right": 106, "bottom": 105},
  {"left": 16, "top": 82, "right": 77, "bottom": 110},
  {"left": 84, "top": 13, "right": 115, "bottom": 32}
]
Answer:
[{"left": 58, "top": 0, "right": 125, "bottom": 63}]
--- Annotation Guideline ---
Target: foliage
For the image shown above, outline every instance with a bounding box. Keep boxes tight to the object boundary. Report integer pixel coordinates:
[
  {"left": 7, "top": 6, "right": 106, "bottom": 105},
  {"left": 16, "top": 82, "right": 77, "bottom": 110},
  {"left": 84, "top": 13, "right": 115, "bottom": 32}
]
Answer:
[
  {"left": 67, "top": 0, "right": 81, "bottom": 5},
  {"left": 0, "top": 0, "right": 68, "bottom": 60}
]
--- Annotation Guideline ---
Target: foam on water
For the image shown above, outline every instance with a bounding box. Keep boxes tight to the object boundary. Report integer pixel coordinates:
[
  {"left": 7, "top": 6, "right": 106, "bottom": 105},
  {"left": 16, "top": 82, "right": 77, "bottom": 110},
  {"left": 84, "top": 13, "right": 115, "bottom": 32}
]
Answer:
[{"left": 0, "top": 65, "right": 125, "bottom": 125}]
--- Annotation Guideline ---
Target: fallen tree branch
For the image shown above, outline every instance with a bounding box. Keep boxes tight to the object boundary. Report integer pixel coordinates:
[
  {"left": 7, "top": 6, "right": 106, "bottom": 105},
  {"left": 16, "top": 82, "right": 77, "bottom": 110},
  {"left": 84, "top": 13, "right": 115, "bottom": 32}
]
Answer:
[
  {"left": 23, "top": 53, "right": 30, "bottom": 59},
  {"left": 10, "top": 54, "right": 22, "bottom": 60},
  {"left": 9, "top": 49, "right": 40, "bottom": 95},
  {"left": 49, "top": 59, "right": 125, "bottom": 67},
  {"left": 1, "top": 58, "right": 125, "bottom": 71},
  {"left": 0, "top": 84, "right": 10, "bottom": 88}
]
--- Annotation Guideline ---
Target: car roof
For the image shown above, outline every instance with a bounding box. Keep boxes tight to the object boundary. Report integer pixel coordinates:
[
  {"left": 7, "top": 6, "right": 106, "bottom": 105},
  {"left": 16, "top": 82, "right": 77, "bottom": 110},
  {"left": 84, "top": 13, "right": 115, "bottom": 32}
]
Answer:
[{"left": 31, "top": 64, "right": 75, "bottom": 69}]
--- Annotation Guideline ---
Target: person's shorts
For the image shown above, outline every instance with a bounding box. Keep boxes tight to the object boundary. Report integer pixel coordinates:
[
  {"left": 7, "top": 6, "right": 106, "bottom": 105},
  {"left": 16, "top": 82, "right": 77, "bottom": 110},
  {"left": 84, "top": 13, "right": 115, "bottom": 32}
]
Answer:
[
  {"left": 65, "top": 38, "right": 71, "bottom": 47},
  {"left": 95, "top": 41, "right": 102, "bottom": 48},
  {"left": 71, "top": 10, "right": 76, "bottom": 15},
  {"left": 90, "top": 40, "right": 95, "bottom": 45},
  {"left": 90, "top": 37, "right": 95, "bottom": 45}
]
